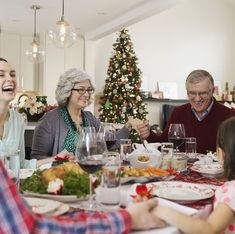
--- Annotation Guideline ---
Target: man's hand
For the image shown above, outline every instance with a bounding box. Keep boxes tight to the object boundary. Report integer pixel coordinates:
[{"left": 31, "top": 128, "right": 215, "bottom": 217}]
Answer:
[
  {"left": 137, "top": 121, "right": 151, "bottom": 140},
  {"left": 125, "top": 117, "right": 143, "bottom": 134}
]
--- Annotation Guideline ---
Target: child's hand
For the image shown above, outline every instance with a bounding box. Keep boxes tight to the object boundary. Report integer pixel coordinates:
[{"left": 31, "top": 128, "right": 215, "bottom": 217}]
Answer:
[{"left": 126, "top": 199, "right": 166, "bottom": 230}]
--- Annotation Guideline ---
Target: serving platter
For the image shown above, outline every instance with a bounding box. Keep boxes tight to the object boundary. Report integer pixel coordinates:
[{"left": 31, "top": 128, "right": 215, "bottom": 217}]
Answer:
[
  {"left": 130, "top": 181, "right": 214, "bottom": 203},
  {"left": 121, "top": 166, "right": 171, "bottom": 184},
  {"left": 121, "top": 176, "right": 154, "bottom": 184},
  {"left": 121, "top": 175, "right": 175, "bottom": 184}
]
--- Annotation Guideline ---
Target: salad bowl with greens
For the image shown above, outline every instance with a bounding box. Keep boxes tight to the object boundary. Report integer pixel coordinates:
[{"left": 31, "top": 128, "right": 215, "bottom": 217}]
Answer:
[{"left": 21, "top": 162, "right": 91, "bottom": 201}]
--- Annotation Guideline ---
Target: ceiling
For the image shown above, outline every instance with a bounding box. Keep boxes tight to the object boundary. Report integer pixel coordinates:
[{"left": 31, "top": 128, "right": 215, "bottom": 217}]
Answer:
[{"left": 0, "top": 0, "right": 181, "bottom": 40}]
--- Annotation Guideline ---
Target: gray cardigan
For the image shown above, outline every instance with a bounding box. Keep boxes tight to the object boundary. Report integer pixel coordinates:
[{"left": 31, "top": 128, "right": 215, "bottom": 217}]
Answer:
[{"left": 31, "top": 107, "right": 129, "bottom": 159}]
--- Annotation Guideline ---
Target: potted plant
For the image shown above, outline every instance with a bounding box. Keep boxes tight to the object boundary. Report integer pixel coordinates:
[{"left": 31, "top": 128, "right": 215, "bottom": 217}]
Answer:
[{"left": 18, "top": 96, "right": 47, "bottom": 122}]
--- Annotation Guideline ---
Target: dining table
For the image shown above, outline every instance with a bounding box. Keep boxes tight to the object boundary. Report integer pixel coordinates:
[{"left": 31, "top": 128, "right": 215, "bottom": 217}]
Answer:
[
  {"left": 21, "top": 158, "right": 226, "bottom": 234},
  {"left": 121, "top": 167, "right": 225, "bottom": 234}
]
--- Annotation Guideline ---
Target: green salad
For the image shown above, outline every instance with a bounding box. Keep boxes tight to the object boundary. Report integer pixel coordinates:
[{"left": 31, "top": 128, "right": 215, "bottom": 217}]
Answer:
[{"left": 21, "top": 170, "right": 90, "bottom": 198}]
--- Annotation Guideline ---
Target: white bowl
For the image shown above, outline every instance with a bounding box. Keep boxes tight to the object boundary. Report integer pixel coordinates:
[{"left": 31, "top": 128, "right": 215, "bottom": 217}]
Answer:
[
  {"left": 128, "top": 152, "right": 162, "bottom": 168},
  {"left": 132, "top": 143, "right": 161, "bottom": 151}
]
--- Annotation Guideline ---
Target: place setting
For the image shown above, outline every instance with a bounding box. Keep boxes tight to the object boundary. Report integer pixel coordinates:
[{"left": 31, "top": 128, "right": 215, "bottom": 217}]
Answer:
[
  {"left": 128, "top": 181, "right": 214, "bottom": 204},
  {"left": 24, "top": 197, "right": 70, "bottom": 216}
]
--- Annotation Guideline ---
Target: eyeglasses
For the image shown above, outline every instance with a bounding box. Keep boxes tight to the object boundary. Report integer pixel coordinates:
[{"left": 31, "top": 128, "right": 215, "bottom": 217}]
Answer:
[
  {"left": 187, "top": 91, "right": 211, "bottom": 99},
  {"left": 72, "top": 88, "right": 95, "bottom": 95}
]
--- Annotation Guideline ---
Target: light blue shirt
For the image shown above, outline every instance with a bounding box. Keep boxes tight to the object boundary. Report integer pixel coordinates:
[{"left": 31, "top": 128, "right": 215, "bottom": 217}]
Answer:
[{"left": 0, "top": 109, "right": 28, "bottom": 168}]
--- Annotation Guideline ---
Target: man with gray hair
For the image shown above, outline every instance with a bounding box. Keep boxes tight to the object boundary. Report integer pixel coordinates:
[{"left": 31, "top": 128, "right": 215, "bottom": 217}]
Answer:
[{"left": 138, "top": 69, "right": 235, "bottom": 154}]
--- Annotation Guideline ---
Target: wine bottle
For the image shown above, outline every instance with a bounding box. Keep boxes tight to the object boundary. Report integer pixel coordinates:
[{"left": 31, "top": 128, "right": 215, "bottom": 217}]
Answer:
[
  {"left": 222, "top": 82, "right": 229, "bottom": 101},
  {"left": 232, "top": 86, "right": 235, "bottom": 102}
]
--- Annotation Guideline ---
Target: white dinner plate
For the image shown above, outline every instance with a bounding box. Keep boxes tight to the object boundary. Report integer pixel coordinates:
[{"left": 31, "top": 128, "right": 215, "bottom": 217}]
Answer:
[
  {"left": 24, "top": 197, "right": 61, "bottom": 214},
  {"left": 191, "top": 162, "right": 223, "bottom": 177},
  {"left": 23, "top": 192, "right": 87, "bottom": 203},
  {"left": 52, "top": 203, "right": 70, "bottom": 216},
  {"left": 24, "top": 197, "right": 70, "bottom": 216},
  {"left": 130, "top": 181, "right": 214, "bottom": 203}
]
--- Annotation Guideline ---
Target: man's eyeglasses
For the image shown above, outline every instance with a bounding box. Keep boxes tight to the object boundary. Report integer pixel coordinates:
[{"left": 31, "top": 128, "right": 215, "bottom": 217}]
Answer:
[
  {"left": 187, "top": 91, "right": 211, "bottom": 99},
  {"left": 72, "top": 88, "right": 95, "bottom": 95}
]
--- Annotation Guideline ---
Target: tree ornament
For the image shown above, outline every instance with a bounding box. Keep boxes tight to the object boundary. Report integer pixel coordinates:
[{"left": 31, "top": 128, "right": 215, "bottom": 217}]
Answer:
[
  {"left": 104, "top": 99, "right": 110, "bottom": 109},
  {"left": 125, "top": 83, "right": 130, "bottom": 89},
  {"left": 136, "top": 95, "right": 141, "bottom": 101}
]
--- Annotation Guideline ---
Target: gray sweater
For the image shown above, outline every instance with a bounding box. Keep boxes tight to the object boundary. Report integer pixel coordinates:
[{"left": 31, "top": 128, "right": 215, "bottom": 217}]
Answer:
[{"left": 31, "top": 107, "right": 129, "bottom": 159}]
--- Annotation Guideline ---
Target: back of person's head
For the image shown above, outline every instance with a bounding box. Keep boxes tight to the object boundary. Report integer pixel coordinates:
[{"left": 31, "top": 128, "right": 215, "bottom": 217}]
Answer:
[
  {"left": 217, "top": 116, "right": 235, "bottom": 180},
  {"left": 186, "top": 69, "right": 214, "bottom": 88},
  {"left": 0, "top": 57, "right": 8, "bottom": 62},
  {"left": 55, "top": 68, "right": 94, "bottom": 106}
]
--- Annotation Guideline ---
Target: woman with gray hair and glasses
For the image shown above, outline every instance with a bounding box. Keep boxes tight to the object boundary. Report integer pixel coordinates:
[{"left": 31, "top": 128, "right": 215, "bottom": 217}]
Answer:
[{"left": 31, "top": 68, "right": 132, "bottom": 160}]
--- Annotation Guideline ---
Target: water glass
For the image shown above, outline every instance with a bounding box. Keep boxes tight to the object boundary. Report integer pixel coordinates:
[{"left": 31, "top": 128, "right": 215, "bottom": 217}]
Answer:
[
  {"left": 185, "top": 137, "right": 197, "bottom": 158},
  {"left": 120, "top": 139, "right": 132, "bottom": 161},
  {"left": 99, "top": 159, "right": 121, "bottom": 208},
  {"left": 161, "top": 142, "right": 173, "bottom": 169},
  {"left": 4, "top": 151, "right": 20, "bottom": 187}
]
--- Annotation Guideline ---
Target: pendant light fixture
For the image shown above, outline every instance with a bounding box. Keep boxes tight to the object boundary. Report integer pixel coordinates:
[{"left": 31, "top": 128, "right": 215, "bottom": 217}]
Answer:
[
  {"left": 25, "top": 5, "right": 45, "bottom": 63},
  {"left": 48, "top": 0, "right": 78, "bottom": 48}
]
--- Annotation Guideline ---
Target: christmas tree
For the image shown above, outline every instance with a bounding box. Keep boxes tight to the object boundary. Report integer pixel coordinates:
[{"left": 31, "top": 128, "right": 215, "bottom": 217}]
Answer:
[{"left": 99, "top": 28, "right": 148, "bottom": 143}]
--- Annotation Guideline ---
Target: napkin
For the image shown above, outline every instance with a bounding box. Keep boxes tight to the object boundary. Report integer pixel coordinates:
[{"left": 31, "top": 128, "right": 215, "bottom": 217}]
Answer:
[
  {"left": 195, "top": 152, "right": 218, "bottom": 165},
  {"left": 194, "top": 156, "right": 213, "bottom": 165}
]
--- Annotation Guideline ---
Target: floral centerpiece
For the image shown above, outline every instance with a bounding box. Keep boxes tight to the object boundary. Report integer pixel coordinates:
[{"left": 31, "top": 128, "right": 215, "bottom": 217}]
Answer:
[{"left": 18, "top": 96, "right": 47, "bottom": 121}]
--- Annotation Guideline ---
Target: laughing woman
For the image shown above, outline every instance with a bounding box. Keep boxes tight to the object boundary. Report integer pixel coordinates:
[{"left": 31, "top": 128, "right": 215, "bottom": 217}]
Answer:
[
  {"left": 31, "top": 68, "right": 133, "bottom": 160},
  {"left": 0, "top": 57, "right": 27, "bottom": 167}
]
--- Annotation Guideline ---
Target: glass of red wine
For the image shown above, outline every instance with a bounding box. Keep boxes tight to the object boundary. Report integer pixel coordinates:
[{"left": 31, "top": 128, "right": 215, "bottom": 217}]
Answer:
[
  {"left": 75, "top": 127, "right": 106, "bottom": 210},
  {"left": 101, "top": 123, "right": 117, "bottom": 151},
  {"left": 168, "top": 123, "right": 186, "bottom": 152}
]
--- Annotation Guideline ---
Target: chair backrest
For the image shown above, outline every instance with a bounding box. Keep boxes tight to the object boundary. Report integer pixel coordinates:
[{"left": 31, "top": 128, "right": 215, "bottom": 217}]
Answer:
[{"left": 162, "top": 104, "right": 177, "bottom": 130}]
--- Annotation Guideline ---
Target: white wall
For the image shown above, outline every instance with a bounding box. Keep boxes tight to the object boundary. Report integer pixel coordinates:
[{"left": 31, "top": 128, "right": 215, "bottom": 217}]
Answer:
[
  {"left": 2, "top": 0, "right": 235, "bottom": 111},
  {"left": 93, "top": 0, "right": 235, "bottom": 99},
  {"left": 43, "top": 35, "right": 84, "bottom": 104},
  {"left": 0, "top": 33, "right": 34, "bottom": 91}
]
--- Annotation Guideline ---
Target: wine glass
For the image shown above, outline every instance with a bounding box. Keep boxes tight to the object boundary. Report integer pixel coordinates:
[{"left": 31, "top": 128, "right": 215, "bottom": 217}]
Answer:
[
  {"left": 75, "top": 127, "right": 106, "bottom": 210},
  {"left": 100, "top": 123, "right": 117, "bottom": 151},
  {"left": 168, "top": 123, "right": 186, "bottom": 152}
]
